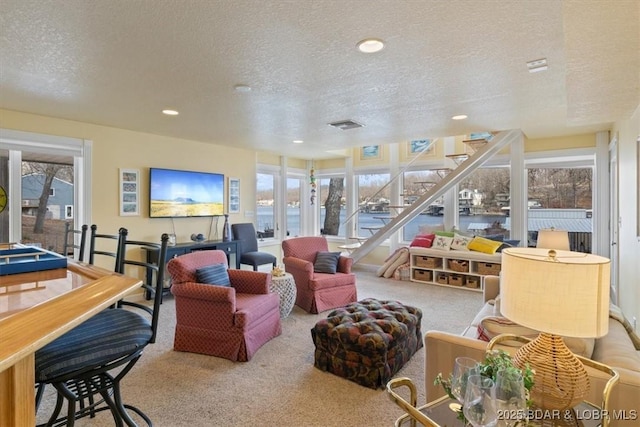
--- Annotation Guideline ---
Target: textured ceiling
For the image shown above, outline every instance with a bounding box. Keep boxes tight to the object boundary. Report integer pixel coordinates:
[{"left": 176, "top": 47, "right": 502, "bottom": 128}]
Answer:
[{"left": 1, "top": 0, "right": 639, "bottom": 159}]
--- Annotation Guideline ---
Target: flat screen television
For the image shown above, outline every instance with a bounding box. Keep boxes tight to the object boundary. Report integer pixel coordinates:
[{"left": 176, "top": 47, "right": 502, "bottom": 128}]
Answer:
[{"left": 149, "top": 168, "right": 225, "bottom": 218}]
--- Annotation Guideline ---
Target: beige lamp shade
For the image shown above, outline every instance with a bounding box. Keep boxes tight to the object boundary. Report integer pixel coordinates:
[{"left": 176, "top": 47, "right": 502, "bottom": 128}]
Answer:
[
  {"left": 500, "top": 247, "right": 611, "bottom": 410},
  {"left": 536, "top": 229, "right": 570, "bottom": 251},
  {"left": 500, "top": 247, "right": 610, "bottom": 338}
]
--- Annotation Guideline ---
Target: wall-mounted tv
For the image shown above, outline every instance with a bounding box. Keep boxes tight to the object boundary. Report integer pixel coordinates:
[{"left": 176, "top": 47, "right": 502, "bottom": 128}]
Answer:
[{"left": 149, "top": 168, "right": 225, "bottom": 218}]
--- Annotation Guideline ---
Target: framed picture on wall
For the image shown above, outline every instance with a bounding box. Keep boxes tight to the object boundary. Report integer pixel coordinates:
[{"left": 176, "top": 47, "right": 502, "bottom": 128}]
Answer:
[
  {"left": 407, "top": 139, "right": 435, "bottom": 157},
  {"left": 119, "top": 168, "right": 139, "bottom": 216},
  {"left": 228, "top": 177, "right": 240, "bottom": 214},
  {"left": 360, "top": 145, "right": 381, "bottom": 160}
]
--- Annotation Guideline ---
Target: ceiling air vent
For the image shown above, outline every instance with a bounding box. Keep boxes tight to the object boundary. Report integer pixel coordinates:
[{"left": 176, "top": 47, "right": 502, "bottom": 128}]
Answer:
[{"left": 328, "top": 120, "right": 364, "bottom": 130}]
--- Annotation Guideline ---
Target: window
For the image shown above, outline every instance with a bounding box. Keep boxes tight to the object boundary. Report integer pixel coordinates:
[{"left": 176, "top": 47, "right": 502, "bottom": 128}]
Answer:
[
  {"left": 256, "top": 172, "right": 276, "bottom": 239},
  {"left": 286, "top": 177, "right": 301, "bottom": 237},
  {"left": 356, "top": 173, "right": 390, "bottom": 239},
  {"left": 459, "top": 166, "right": 511, "bottom": 239},
  {"left": 402, "top": 170, "right": 444, "bottom": 241},
  {"left": 318, "top": 176, "right": 346, "bottom": 237},
  {"left": 526, "top": 167, "right": 593, "bottom": 251}
]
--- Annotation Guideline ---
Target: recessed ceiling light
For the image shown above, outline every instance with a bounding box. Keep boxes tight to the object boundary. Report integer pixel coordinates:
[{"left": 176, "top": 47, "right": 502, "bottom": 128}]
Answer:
[
  {"left": 162, "top": 109, "right": 179, "bottom": 116},
  {"left": 452, "top": 114, "right": 468, "bottom": 120},
  {"left": 293, "top": 140, "right": 304, "bottom": 144},
  {"left": 357, "top": 38, "right": 385, "bottom": 53},
  {"left": 234, "top": 84, "right": 252, "bottom": 92}
]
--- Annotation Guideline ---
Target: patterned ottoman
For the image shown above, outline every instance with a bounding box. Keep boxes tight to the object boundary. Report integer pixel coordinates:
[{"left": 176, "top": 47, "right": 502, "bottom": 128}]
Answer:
[{"left": 310, "top": 298, "right": 423, "bottom": 389}]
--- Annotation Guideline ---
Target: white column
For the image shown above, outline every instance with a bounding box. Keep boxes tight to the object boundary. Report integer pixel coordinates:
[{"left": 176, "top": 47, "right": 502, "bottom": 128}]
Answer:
[{"left": 509, "top": 133, "right": 527, "bottom": 244}]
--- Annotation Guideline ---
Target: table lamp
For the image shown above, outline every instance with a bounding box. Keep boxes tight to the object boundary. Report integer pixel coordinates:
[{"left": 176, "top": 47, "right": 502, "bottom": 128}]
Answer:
[
  {"left": 500, "top": 247, "right": 610, "bottom": 410},
  {"left": 536, "top": 228, "right": 570, "bottom": 251}
]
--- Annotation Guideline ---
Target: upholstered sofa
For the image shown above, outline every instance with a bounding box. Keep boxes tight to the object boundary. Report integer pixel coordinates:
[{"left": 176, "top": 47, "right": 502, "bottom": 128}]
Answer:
[{"left": 424, "top": 276, "right": 640, "bottom": 426}]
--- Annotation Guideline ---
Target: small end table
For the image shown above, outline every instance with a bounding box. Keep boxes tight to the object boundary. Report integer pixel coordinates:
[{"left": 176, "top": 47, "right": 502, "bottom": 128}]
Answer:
[{"left": 269, "top": 272, "right": 296, "bottom": 318}]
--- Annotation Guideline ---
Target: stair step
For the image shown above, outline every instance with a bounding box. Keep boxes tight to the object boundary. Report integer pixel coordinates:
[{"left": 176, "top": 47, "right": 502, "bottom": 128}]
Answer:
[
  {"left": 463, "top": 138, "right": 488, "bottom": 152},
  {"left": 446, "top": 153, "right": 470, "bottom": 165}
]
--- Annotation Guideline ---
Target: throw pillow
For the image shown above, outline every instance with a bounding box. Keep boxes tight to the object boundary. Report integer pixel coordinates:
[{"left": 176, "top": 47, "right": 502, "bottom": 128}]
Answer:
[
  {"left": 477, "top": 316, "right": 595, "bottom": 358},
  {"left": 451, "top": 233, "right": 473, "bottom": 251},
  {"left": 314, "top": 251, "right": 341, "bottom": 274},
  {"left": 196, "top": 263, "right": 231, "bottom": 287},
  {"left": 410, "top": 233, "right": 436, "bottom": 248},
  {"left": 432, "top": 235, "right": 453, "bottom": 251},
  {"left": 434, "top": 230, "right": 455, "bottom": 238},
  {"left": 468, "top": 236, "right": 503, "bottom": 254}
]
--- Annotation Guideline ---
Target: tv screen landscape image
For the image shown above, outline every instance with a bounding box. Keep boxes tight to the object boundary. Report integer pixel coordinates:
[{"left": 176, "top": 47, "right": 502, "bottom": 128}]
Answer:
[{"left": 149, "top": 168, "right": 225, "bottom": 218}]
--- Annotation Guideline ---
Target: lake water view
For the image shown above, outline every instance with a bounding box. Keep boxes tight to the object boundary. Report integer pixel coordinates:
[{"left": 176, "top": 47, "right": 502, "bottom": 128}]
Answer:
[{"left": 257, "top": 206, "right": 506, "bottom": 240}]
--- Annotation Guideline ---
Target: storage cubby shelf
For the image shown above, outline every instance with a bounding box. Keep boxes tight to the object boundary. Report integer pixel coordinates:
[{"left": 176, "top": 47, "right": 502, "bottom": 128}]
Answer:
[{"left": 409, "top": 247, "right": 502, "bottom": 293}]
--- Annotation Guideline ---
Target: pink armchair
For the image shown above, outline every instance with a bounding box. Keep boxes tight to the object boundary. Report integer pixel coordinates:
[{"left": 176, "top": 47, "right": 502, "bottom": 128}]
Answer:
[
  {"left": 282, "top": 236, "right": 357, "bottom": 314},
  {"left": 167, "top": 250, "right": 281, "bottom": 362}
]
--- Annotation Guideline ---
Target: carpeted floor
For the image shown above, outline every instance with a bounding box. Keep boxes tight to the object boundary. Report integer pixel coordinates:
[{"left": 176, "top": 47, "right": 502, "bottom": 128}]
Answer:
[{"left": 36, "top": 265, "right": 483, "bottom": 427}]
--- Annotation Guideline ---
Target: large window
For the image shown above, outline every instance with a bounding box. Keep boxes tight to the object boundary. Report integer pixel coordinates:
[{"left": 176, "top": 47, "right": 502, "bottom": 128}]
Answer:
[
  {"left": 0, "top": 130, "right": 89, "bottom": 251},
  {"left": 526, "top": 167, "right": 593, "bottom": 251},
  {"left": 21, "top": 161, "right": 75, "bottom": 252},
  {"left": 402, "top": 170, "right": 444, "bottom": 241},
  {"left": 356, "top": 173, "right": 390, "bottom": 239},
  {"left": 318, "top": 176, "right": 346, "bottom": 237},
  {"left": 286, "top": 177, "right": 301, "bottom": 237},
  {"left": 256, "top": 172, "right": 276, "bottom": 239},
  {"left": 459, "top": 166, "right": 511, "bottom": 239}
]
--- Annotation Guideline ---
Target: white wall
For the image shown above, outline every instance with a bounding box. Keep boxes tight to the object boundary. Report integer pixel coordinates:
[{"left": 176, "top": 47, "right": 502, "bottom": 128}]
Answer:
[{"left": 614, "top": 104, "right": 640, "bottom": 328}]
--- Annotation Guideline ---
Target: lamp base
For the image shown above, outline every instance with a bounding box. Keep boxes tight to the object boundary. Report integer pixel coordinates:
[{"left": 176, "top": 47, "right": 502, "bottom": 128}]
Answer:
[{"left": 512, "top": 332, "right": 589, "bottom": 410}]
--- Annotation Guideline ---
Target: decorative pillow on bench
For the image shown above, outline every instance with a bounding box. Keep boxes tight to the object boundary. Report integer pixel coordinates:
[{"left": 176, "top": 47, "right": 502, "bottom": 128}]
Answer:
[{"left": 477, "top": 316, "right": 595, "bottom": 358}]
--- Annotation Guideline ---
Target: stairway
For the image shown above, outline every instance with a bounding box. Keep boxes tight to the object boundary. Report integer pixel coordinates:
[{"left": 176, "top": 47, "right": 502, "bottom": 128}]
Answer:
[{"left": 348, "top": 129, "right": 522, "bottom": 263}]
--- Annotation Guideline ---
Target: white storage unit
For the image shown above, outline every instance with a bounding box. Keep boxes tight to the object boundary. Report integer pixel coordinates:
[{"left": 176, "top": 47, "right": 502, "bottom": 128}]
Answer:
[{"left": 409, "top": 247, "right": 502, "bottom": 292}]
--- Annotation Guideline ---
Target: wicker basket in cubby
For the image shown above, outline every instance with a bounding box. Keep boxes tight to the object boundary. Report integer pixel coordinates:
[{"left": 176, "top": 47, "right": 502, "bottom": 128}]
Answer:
[
  {"left": 447, "top": 259, "right": 469, "bottom": 273},
  {"left": 477, "top": 262, "right": 501, "bottom": 275},
  {"left": 413, "top": 269, "right": 433, "bottom": 281},
  {"left": 414, "top": 256, "right": 442, "bottom": 269},
  {"left": 436, "top": 272, "right": 449, "bottom": 285},
  {"left": 465, "top": 276, "right": 480, "bottom": 288},
  {"left": 449, "top": 274, "right": 464, "bottom": 286}
]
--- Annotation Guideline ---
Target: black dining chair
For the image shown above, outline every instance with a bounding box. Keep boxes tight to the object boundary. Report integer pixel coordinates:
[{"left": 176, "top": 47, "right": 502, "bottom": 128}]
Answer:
[
  {"left": 231, "top": 222, "right": 277, "bottom": 271},
  {"left": 88, "top": 224, "right": 122, "bottom": 269},
  {"left": 62, "top": 223, "right": 88, "bottom": 261},
  {"left": 34, "top": 228, "right": 169, "bottom": 426}
]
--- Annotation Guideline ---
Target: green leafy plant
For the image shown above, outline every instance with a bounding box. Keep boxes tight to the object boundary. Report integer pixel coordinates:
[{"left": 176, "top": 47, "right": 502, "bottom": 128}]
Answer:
[{"left": 434, "top": 350, "right": 534, "bottom": 423}]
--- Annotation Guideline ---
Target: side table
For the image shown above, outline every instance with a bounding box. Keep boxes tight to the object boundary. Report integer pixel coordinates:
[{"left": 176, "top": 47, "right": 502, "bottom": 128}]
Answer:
[{"left": 270, "top": 272, "right": 297, "bottom": 318}]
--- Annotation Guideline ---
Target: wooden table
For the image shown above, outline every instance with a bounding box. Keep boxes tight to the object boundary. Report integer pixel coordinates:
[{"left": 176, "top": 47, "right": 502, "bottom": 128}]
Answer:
[{"left": 0, "top": 261, "right": 142, "bottom": 426}]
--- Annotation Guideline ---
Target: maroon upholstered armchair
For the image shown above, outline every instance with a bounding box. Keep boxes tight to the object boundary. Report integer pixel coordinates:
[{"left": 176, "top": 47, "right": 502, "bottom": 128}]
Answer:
[
  {"left": 282, "top": 236, "right": 357, "bottom": 314},
  {"left": 167, "top": 250, "right": 281, "bottom": 362}
]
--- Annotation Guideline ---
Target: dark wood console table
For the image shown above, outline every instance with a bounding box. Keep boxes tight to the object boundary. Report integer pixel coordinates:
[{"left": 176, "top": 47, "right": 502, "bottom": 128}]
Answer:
[{"left": 143, "top": 239, "right": 240, "bottom": 288}]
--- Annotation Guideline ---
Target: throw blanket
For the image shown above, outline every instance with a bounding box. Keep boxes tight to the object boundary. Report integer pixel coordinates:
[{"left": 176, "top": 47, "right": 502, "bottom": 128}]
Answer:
[{"left": 610, "top": 303, "right": 640, "bottom": 350}]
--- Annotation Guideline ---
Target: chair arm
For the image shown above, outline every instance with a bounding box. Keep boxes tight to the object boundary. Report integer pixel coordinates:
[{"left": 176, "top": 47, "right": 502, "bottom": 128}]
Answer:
[
  {"left": 228, "top": 269, "right": 271, "bottom": 294},
  {"left": 483, "top": 275, "right": 500, "bottom": 302},
  {"left": 283, "top": 256, "right": 313, "bottom": 274},
  {"left": 337, "top": 256, "right": 353, "bottom": 274},
  {"left": 171, "top": 281, "right": 236, "bottom": 304}
]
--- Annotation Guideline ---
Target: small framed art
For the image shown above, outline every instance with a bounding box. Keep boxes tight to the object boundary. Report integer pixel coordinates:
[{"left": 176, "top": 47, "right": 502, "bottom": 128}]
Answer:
[
  {"left": 408, "top": 139, "right": 435, "bottom": 157},
  {"left": 119, "top": 168, "right": 140, "bottom": 216},
  {"left": 360, "top": 145, "right": 381, "bottom": 160},
  {"left": 228, "top": 177, "right": 240, "bottom": 214}
]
